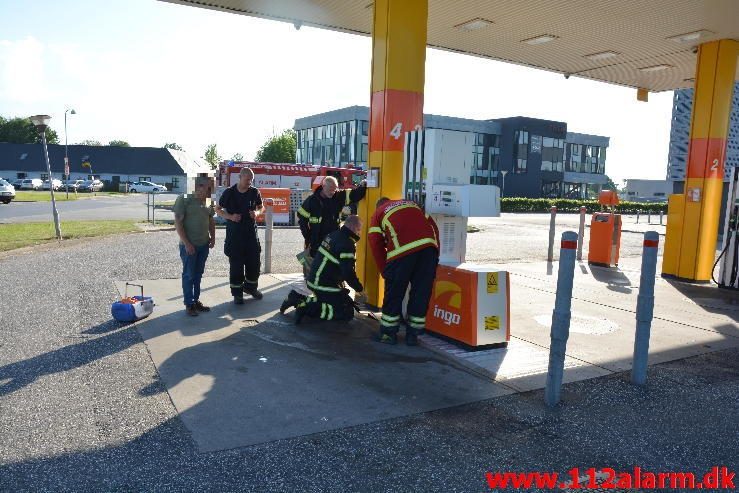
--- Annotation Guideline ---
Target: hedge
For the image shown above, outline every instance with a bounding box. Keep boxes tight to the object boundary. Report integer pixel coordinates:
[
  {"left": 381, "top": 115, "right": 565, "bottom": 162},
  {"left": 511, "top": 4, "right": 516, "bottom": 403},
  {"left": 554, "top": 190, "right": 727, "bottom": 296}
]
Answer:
[{"left": 501, "top": 197, "right": 668, "bottom": 214}]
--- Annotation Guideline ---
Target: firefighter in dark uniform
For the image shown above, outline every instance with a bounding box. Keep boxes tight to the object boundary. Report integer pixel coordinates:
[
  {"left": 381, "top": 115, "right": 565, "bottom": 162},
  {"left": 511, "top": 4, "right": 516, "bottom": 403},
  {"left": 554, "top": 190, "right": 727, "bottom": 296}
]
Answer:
[
  {"left": 296, "top": 175, "right": 367, "bottom": 277},
  {"left": 280, "top": 215, "right": 367, "bottom": 323},
  {"left": 368, "top": 197, "right": 440, "bottom": 346},
  {"left": 216, "top": 167, "right": 265, "bottom": 304}
]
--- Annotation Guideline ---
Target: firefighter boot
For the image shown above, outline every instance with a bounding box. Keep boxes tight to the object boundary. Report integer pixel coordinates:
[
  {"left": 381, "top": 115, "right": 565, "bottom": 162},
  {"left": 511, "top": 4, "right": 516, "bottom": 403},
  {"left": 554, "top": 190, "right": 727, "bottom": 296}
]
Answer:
[
  {"left": 374, "top": 330, "right": 398, "bottom": 345},
  {"left": 280, "top": 289, "right": 305, "bottom": 314}
]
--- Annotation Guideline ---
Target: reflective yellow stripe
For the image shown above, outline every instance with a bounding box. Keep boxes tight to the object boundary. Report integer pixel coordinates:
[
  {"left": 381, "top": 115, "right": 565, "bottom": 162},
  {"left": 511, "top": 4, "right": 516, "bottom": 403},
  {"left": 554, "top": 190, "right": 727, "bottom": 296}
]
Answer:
[
  {"left": 339, "top": 252, "right": 355, "bottom": 259},
  {"left": 309, "top": 216, "right": 321, "bottom": 224},
  {"left": 318, "top": 246, "right": 339, "bottom": 264},
  {"left": 409, "top": 315, "right": 425, "bottom": 323},
  {"left": 307, "top": 281, "right": 341, "bottom": 292},
  {"left": 381, "top": 313, "right": 400, "bottom": 322},
  {"left": 229, "top": 284, "right": 242, "bottom": 288},
  {"left": 381, "top": 203, "right": 418, "bottom": 230},
  {"left": 368, "top": 226, "right": 383, "bottom": 234},
  {"left": 385, "top": 221, "right": 401, "bottom": 249},
  {"left": 345, "top": 192, "right": 351, "bottom": 205},
  {"left": 320, "top": 303, "right": 326, "bottom": 319},
  {"left": 297, "top": 207, "right": 310, "bottom": 218},
  {"left": 381, "top": 319, "right": 399, "bottom": 327},
  {"left": 386, "top": 237, "right": 438, "bottom": 260},
  {"left": 408, "top": 321, "right": 425, "bottom": 329},
  {"left": 327, "top": 304, "right": 334, "bottom": 320}
]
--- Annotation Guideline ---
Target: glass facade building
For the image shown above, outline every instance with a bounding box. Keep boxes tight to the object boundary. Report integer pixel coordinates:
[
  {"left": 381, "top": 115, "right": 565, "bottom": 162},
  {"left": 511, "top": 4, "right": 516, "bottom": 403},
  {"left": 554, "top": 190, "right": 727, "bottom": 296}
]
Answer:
[{"left": 294, "top": 107, "right": 609, "bottom": 199}]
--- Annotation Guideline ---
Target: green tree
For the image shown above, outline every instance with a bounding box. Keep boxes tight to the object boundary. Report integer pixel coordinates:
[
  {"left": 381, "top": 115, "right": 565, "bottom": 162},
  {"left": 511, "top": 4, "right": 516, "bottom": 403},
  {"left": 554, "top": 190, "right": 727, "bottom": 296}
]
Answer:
[
  {"left": 603, "top": 175, "right": 619, "bottom": 191},
  {"left": 231, "top": 152, "right": 244, "bottom": 162},
  {"left": 108, "top": 140, "right": 130, "bottom": 147},
  {"left": 255, "top": 129, "right": 296, "bottom": 163},
  {"left": 204, "top": 143, "right": 221, "bottom": 170},
  {"left": 0, "top": 116, "right": 59, "bottom": 144},
  {"left": 164, "top": 142, "right": 183, "bottom": 151},
  {"left": 78, "top": 139, "right": 102, "bottom": 146}
]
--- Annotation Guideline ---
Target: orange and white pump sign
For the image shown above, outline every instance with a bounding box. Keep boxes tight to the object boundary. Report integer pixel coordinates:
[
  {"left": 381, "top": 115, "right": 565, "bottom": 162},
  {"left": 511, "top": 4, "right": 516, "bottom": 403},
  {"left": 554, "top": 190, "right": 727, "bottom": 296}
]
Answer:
[
  {"left": 426, "top": 263, "right": 510, "bottom": 347},
  {"left": 257, "top": 188, "right": 291, "bottom": 224}
]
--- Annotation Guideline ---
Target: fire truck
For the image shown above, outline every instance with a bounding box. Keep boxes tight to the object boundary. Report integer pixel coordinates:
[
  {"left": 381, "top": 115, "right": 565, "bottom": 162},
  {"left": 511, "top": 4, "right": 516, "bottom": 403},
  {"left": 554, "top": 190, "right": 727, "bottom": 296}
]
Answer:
[{"left": 216, "top": 161, "right": 365, "bottom": 225}]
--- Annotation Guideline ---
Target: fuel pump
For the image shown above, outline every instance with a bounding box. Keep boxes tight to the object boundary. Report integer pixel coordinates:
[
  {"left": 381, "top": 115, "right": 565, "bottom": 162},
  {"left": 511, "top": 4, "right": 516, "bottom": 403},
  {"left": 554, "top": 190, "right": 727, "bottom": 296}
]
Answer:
[
  {"left": 716, "top": 166, "right": 739, "bottom": 290},
  {"left": 404, "top": 128, "right": 510, "bottom": 347}
]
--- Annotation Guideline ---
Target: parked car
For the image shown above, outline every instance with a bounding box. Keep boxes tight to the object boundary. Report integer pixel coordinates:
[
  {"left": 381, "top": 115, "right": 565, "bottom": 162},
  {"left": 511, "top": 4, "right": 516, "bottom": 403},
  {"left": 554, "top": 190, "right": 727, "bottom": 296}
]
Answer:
[
  {"left": 0, "top": 179, "right": 15, "bottom": 204},
  {"left": 129, "top": 181, "right": 167, "bottom": 193},
  {"left": 42, "top": 179, "right": 63, "bottom": 191},
  {"left": 79, "top": 179, "right": 105, "bottom": 192},
  {"left": 12, "top": 178, "right": 23, "bottom": 188},
  {"left": 19, "top": 178, "right": 43, "bottom": 190},
  {"left": 61, "top": 179, "right": 85, "bottom": 192}
]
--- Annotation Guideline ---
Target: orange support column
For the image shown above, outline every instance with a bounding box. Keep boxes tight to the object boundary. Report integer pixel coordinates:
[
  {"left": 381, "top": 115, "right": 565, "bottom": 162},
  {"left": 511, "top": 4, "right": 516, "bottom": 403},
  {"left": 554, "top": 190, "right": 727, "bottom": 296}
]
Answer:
[
  {"left": 356, "top": 0, "right": 427, "bottom": 306},
  {"left": 663, "top": 39, "right": 739, "bottom": 281}
]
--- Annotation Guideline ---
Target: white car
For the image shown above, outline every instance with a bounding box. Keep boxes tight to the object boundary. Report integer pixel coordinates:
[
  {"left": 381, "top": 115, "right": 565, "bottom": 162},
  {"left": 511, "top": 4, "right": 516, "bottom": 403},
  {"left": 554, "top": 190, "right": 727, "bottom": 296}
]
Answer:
[
  {"left": 19, "top": 178, "right": 43, "bottom": 190},
  {"left": 0, "top": 179, "right": 15, "bottom": 204},
  {"left": 129, "top": 181, "right": 167, "bottom": 193},
  {"left": 42, "top": 179, "right": 63, "bottom": 191}
]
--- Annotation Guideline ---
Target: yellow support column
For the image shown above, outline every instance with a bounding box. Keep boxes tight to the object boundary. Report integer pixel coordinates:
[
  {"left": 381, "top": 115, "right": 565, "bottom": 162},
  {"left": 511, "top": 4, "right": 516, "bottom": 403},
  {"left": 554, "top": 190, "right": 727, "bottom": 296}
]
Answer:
[
  {"left": 663, "top": 39, "right": 739, "bottom": 281},
  {"left": 356, "top": 0, "right": 427, "bottom": 306}
]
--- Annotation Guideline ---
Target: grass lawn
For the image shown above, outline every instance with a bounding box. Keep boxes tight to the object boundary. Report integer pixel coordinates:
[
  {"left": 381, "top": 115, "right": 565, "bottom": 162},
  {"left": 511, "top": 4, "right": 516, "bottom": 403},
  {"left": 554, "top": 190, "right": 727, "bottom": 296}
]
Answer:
[
  {"left": 0, "top": 220, "right": 140, "bottom": 252},
  {"left": 13, "top": 191, "right": 126, "bottom": 202}
]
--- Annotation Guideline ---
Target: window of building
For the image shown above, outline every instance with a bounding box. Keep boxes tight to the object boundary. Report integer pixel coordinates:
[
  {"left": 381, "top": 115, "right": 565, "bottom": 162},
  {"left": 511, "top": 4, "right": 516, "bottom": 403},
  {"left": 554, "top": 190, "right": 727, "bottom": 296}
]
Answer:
[
  {"left": 361, "top": 121, "right": 369, "bottom": 136},
  {"left": 563, "top": 182, "right": 583, "bottom": 199},
  {"left": 139, "top": 177, "right": 151, "bottom": 182},
  {"left": 597, "top": 147, "right": 606, "bottom": 174},
  {"left": 654, "top": 192, "right": 665, "bottom": 197},
  {"left": 514, "top": 130, "right": 529, "bottom": 174},
  {"left": 541, "top": 137, "right": 565, "bottom": 172},
  {"left": 171, "top": 177, "right": 179, "bottom": 189},
  {"left": 567, "top": 144, "right": 582, "bottom": 172},
  {"left": 41, "top": 173, "right": 49, "bottom": 180},
  {"left": 541, "top": 180, "right": 561, "bottom": 198}
]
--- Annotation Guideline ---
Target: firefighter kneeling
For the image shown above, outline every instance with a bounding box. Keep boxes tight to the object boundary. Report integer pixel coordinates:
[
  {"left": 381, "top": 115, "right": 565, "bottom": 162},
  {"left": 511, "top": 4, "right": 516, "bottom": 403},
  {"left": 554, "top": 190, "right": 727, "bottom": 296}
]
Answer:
[
  {"left": 280, "top": 215, "right": 366, "bottom": 324},
  {"left": 369, "top": 197, "right": 440, "bottom": 346}
]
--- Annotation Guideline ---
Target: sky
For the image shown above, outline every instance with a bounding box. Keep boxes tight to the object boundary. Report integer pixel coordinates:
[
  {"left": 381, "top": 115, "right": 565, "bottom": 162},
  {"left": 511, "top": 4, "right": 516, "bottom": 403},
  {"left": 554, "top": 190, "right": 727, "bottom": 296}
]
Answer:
[{"left": 0, "top": 0, "right": 676, "bottom": 183}]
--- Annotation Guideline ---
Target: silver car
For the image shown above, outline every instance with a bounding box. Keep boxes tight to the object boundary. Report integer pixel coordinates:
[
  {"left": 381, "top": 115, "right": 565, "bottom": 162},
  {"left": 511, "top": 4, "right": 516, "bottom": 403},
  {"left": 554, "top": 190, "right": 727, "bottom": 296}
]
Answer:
[{"left": 0, "top": 179, "right": 15, "bottom": 204}]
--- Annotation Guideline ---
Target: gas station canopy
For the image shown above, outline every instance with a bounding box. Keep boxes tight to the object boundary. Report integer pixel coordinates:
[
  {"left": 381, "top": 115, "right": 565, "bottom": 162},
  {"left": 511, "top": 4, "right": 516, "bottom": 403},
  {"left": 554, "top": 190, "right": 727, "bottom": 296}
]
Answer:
[{"left": 162, "top": 0, "right": 738, "bottom": 92}]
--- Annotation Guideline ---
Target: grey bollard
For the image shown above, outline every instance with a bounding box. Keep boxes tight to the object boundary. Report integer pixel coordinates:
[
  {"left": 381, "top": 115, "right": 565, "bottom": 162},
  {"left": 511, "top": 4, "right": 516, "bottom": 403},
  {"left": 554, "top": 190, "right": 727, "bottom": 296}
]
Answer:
[
  {"left": 647, "top": 210, "right": 651, "bottom": 224},
  {"left": 577, "top": 206, "right": 586, "bottom": 261},
  {"left": 659, "top": 211, "right": 663, "bottom": 225},
  {"left": 263, "top": 200, "right": 274, "bottom": 274},
  {"left": 544, "top": 231, "right": 578, "bottom": 407},
  {"left": 631, "top": 231, "right": 660, "bottom": 385},
  {"left": 547, "top": 206, "right": 557, "bottom": 262},
  {"left": 636, "top": 210, "right": 640, "bottom": 223}
]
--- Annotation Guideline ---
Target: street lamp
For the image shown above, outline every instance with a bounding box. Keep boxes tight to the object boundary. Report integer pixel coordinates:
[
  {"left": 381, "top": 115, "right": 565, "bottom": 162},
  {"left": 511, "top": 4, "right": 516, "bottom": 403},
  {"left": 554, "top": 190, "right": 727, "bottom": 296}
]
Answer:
[
  {"left": 500, "top": 170, "right": 508, "bottom": 198},
  {"left": 64, "top": 108, "right": 76, "bottom": 199},
  {"left": 29, "top": 114, "right": 62, "bottom": 240}
]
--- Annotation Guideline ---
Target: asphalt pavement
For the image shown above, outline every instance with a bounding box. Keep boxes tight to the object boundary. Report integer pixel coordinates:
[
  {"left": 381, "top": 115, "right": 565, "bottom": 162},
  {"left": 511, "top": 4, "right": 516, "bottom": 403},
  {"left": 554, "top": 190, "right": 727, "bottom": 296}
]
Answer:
[
  {"left": 0, "top": 192, "right": 179, "bottom": 223},
  {"left": 0, "top": 216, "right": 736, "bottom": 492}
]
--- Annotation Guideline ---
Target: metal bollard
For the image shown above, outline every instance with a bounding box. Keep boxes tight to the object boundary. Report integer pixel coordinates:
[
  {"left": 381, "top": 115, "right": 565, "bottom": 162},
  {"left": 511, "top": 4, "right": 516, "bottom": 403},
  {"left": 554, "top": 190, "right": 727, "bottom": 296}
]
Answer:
[
  {"left": 547, "top": 206, "right": 557, "bottom": 262},
  {"left": 631, "top": 231, "right": 659, "bottom": 385},
  {"left": 647, "top": 210, "right": 651, "bottom": 224},
  {"left": 577, "top": 206, "right": 586, "bottom": 261},
  {"left": 263, "top": 199, "right": 274, "bottom": 274},
  {"left": 659, "top": 211, "right": 663, "bottom": 225},
  {"left": 544, "top": 231, "right": 578, "bottom": 407},
  {"left": 636, "top": 210, "right": 640, "bottom": 223}
]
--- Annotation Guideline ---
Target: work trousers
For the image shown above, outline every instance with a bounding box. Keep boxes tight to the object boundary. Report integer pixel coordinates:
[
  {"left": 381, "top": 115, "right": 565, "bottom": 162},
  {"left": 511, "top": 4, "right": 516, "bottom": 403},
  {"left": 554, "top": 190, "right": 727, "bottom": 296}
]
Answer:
[
  {"left": 380, "top": 246, "right": 438, "bottom": 336},
  {"left": 300, "top": 289, "right": 355, "bottom": 322},
  {"left": 180, "top": 243, "right": 210, "bottom": 306},
  {"left": 228, "top": 252, "right": 261, "bottom": 297}
]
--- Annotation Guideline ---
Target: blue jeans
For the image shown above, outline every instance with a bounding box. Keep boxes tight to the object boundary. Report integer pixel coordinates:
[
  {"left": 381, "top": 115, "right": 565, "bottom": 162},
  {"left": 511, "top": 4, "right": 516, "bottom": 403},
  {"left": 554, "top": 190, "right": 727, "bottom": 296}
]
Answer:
[{"left": 180, "top": 243, "right": 210, "bottom": 306}]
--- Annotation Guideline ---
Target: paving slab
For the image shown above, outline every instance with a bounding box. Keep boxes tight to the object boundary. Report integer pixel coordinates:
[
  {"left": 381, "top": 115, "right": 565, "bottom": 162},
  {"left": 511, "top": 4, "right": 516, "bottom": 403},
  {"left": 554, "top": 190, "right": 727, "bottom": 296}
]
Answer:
[{"left": 114, "top": 276, "right": 512, "bottom": 452}]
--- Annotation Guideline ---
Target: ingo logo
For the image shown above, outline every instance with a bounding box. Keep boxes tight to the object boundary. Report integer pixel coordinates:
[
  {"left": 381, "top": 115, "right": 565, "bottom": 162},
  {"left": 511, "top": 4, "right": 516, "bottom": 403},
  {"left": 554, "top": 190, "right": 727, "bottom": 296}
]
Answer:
[{"left": 433, "top": 280, "right": 462, "bottom": 326}]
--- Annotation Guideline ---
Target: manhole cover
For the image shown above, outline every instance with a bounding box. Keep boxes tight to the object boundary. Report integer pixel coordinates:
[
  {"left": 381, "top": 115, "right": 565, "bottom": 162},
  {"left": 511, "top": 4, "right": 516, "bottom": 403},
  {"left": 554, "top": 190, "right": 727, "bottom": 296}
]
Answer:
[{"left": 535, "top": 313, "right": 618, "bottom": 335}]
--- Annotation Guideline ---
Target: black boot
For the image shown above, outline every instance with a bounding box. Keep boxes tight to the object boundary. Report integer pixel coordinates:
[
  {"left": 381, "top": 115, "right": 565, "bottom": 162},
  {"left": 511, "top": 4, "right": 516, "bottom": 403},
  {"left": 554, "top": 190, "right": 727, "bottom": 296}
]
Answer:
[{"left": 280, "top": 289, "right": 304, "bottom": 314}]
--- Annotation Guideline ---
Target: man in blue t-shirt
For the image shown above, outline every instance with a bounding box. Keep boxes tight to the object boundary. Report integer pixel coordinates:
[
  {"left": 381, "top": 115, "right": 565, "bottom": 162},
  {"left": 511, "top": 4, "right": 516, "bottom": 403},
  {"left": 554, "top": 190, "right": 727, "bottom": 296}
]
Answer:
[{"left": 216, "top": 167, "right": 265, "bottom": 304}]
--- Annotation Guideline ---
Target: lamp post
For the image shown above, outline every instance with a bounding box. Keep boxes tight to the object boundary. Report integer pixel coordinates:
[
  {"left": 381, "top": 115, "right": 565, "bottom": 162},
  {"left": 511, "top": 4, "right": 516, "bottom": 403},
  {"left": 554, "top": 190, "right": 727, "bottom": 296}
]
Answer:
[
  {"left": 64, "top": 108, "right": 76, "bottom": 199},
  {"left": 30, "top": 115, "right": 62, "bottom": 240},
  {"left": 500, "top": 170, "right": 508, "bottom": 198}
]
